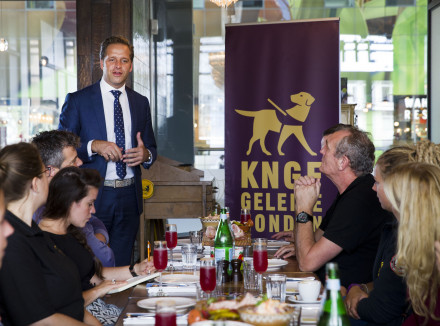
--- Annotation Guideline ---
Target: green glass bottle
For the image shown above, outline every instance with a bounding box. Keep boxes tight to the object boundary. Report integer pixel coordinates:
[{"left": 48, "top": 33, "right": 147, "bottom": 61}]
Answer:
[
  {"left": 214, "top": 207, "right": 234, "bottom": 264},
  {"left": 317, "top": 262, "right": 350, "bottom": 326}
]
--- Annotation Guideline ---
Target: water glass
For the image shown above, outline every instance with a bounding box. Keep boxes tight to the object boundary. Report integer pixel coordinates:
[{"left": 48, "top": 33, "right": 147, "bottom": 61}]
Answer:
[
  {"left": 266, "top": 274, "right": 287, "bottom": 302},
  {"left": 181, "top": 243, "right": 198, "bottom": 270},
  {"left": 155, "top": 300, "right": 176, "bottom": 326},
  {"left": 215, "top": 259, "right": 226, "bottom": 295},
  {"left": 243, "top": 245, "right": 253, "bottom": 258},
  {"left": 243, "top": 258, "right": 259, "bottom": 292},
  {"left": 189, "top": 230, "right": 203, "bottom": 248}
]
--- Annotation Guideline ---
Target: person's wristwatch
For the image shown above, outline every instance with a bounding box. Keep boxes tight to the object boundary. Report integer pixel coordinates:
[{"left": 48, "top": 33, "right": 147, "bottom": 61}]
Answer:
[
  {"left": 296, "top": 211, "right": 313, "bottom": 223},
  {"left": 129, "top": 262, "right": 138, "bottom": 277}
]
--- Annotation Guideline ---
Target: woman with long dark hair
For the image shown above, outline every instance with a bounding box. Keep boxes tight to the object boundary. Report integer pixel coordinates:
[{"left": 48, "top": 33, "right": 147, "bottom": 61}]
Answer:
[
  {"left": 0, "top": 143, "right": 100, "bottom": 326},
  {"left": 38, "top": 166, "right": 154, "bottom": 325}
]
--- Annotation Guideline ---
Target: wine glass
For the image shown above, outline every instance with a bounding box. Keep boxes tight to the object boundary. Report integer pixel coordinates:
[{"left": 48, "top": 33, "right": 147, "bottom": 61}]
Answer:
[
  {"left": 240, "top": 208, "right": 251, "bottom": 224},
  {"left": 200, "top": 257, "right": 216, "bottom": 299},
  {"left": 153, "top": 241, "right": 168, "bottom": 296},
  {"left": 253, "top": 238, "right": 268, "bottom": 295},
  {"left": 165, "top": 224, "right": 177, "bottom": 271}
]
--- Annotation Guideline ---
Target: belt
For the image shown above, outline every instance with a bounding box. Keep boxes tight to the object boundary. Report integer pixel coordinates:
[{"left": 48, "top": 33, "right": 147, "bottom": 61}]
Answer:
[{"left": 103, "top": 177, "right": 135, "bottom": 188}]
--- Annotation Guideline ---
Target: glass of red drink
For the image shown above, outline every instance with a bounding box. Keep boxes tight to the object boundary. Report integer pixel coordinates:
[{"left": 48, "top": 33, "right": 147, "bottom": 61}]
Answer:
[
  {"left": 155, "top": 300, "right": 176, "bottom": 326},
  {"left": 253, "top": 238, "right": 268, "bottom": 294},
  {"left": 199, "top": 258, "right": 216, "bottom": 298},
  {"left": 165, "top": 224, "right": 177, "bottom": 271},
  {"left": 240, "top": 208, "right": 251, "bottom": 224},
  {"left": 153, "top": 241, "right": 168, "bottom": 296}
]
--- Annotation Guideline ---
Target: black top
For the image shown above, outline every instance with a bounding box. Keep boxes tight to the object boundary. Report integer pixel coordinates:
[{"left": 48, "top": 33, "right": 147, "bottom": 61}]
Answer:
[
  {"left": 318, "top": 174, "right": 393, "bottom": 287},
  {"left": 357, "top": 221, "right": 409, "bottom": 326},
  {"left": 0, "top": 211, "right": 84, "bottom": 326},
  {"left": 45, "top": 232, "right": 96, "bottom": 291}
]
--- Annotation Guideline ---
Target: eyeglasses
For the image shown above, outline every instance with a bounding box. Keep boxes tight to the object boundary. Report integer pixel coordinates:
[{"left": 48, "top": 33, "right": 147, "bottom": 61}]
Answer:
[{"left": 39, "top": 169, "right": 50, "bottom": 178}]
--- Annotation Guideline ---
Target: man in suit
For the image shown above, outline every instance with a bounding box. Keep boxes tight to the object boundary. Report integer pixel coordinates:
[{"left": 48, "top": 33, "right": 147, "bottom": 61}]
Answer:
[{"left": 59, "top": 35, "right": 157, "bottom": 266}]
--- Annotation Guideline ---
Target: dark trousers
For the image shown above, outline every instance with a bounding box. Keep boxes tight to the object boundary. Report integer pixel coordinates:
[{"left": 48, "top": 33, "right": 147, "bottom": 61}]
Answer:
[{"left": 95, "top": 184, "right": 139, "bottom": 266}]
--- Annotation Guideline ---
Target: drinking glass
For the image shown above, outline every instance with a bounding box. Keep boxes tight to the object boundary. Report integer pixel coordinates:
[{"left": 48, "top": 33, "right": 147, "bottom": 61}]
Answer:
[
  {"left": 200, "top": 257, "right": 216, "bottom": 298},
  {"left": 155, "top": 300, "right": 176, "bottom": 326},
  {"left": 181, "top": 243, "right": 198, "bottom": 270},
  {"left": 253, "top": 238, "right": 268, "bottom": 294},
  {"left": 165, "top": 224, "right": 177, "bottom": 271},
  {"left": 240, "top": 208, "right": 251, "bottom": 224},
  {"left": 266, "top": 274, "right": 287, "bottom": 302},
  {"left": 153, "top": 241, "right": 168, "bottom": 296}
]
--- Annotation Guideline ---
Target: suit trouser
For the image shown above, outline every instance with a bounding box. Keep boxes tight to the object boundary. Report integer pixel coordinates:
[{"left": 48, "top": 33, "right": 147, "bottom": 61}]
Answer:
[{"left": 95, "top": 184, "right": 139, "bottom": 266}]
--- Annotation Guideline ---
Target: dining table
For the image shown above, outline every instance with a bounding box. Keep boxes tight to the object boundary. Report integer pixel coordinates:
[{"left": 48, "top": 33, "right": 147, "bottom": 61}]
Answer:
[{"left": 104, "top": 243, "right": 321, "bottom": 326}]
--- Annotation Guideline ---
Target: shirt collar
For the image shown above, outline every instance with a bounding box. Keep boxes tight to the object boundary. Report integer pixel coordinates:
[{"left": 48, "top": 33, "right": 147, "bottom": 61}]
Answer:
[{"left": 100, "top": 78, "right": 126, "bottom": 96}]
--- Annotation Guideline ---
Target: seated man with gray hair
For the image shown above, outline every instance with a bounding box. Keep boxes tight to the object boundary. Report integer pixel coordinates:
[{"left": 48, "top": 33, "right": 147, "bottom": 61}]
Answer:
[{"left": 278, "top": 124, "right": 392, "bottom": 290}]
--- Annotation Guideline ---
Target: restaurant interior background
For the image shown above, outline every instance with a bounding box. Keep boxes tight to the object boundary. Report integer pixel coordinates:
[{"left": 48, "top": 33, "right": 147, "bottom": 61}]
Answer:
[{"left": 0, "top": 0, "right": 428, "bottom": 229}]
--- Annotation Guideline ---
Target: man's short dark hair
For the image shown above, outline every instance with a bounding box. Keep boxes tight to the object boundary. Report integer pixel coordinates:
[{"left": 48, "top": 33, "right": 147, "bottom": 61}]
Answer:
[
  {"left": 330, "top": 125, "right": 375, "bottom": 177},
  {"left": 32, "top": 130, "right": 80, "bottom": 167},
  {"left": 100, "top": 35, "right": 134, "bottom": 62}
]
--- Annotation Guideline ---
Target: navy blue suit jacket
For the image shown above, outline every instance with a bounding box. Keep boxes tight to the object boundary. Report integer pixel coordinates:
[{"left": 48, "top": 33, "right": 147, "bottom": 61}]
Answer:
[{"left": 59, "top": 81, "right": 157, "bottom": 215}]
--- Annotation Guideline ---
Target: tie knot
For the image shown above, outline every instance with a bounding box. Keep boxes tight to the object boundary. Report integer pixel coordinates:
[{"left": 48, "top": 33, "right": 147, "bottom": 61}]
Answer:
[{"left": 110, "top": 90, "right": 122, "bottom": 99}]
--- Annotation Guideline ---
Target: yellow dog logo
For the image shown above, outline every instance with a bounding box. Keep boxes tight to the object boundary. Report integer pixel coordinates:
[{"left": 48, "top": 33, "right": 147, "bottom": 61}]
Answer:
[{"left": 235, "top": 92, "right": 317, "bottom": 156}]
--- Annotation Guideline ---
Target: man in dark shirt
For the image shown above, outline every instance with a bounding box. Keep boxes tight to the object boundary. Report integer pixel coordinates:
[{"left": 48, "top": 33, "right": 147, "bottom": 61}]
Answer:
[{"left": 292, "top": 124, "right": 391, "bottom": 289}]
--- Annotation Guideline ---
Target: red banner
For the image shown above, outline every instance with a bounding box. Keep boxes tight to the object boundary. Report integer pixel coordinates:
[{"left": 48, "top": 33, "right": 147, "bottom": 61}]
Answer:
[{"left": 225, "top": 19, "right": 340, "bottom": 238}]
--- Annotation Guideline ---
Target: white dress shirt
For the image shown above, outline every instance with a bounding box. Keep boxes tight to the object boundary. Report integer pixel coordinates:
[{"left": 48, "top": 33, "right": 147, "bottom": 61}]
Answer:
[{"left": 87, "top": 79, "right": 134, "bottom": 180}]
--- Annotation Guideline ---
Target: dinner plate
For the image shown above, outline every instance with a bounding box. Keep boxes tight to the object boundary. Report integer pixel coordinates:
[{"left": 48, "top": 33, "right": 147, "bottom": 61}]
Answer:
[
  {"left": 299, "top": 306, "right": 321, "bottom": 324},
  {"left": 137, "top": 297, "right": 196, "bottom": 312},
  {"left": 266, "top": 259, "right": 288, "bottom": 270},
  {"left": 192, "top": 321, "right": 253, "bottom": 326},
  {"left": 267, "top": 240, "right": 290, "bottom": 247},
  {"left": 159, "top": 273, "right": 200, "bottom": 284},
  {"left": 287, "top": 294, "right": 323, "bottom": 304}
]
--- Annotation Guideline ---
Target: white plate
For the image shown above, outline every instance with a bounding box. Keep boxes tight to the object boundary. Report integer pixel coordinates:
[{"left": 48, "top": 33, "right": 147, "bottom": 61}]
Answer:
[
  {"left": 192, "top": 321, "right": 253, "bottom": 326},
  {"left": 136, "top": 297, "right": 196, "bottom": 311},
  {"left": 299, "top": 306, "right": 321, "bottom": 324},
  {"left": 266, "top": 259, "right": 288, "bottom": 270},
  {"left": 287, "top": 294, "right": 323, "bottom": 304},
  {"left": 159, "top": 273, "right": 200, "bottom": 284},
  {"left": 267, "top": 240, "right": 290, "bottom": 247}
]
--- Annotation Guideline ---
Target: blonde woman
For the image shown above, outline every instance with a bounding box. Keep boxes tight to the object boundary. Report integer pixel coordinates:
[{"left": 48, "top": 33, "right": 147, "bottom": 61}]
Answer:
[{"left": 384, "top": 162, "right": 440, "bottom": 325}]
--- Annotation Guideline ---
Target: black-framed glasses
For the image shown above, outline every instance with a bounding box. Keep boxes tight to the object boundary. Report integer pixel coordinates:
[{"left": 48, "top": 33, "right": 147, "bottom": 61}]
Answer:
[{"left": 39, "top": 168, "right": 50, "bottom": 178}]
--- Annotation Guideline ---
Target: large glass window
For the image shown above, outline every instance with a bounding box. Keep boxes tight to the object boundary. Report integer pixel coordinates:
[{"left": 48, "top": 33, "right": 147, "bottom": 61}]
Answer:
[
  {"left": 0, "top": 1, "right": 76, "bottom": 145},
  {"left": 193, "top": 0, "right": 427, "bottom": 169}
]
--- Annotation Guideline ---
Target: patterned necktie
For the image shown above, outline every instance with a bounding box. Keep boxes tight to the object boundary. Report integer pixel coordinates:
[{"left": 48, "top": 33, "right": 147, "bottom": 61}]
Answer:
[{"left": 110, "top": 90, "right": 127, "bottom": 179}]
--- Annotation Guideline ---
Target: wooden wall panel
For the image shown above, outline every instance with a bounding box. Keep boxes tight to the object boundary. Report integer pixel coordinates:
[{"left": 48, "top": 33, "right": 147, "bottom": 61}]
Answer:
[{"left": 77, "top": 0, "right": 133, "bottom": 90}]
